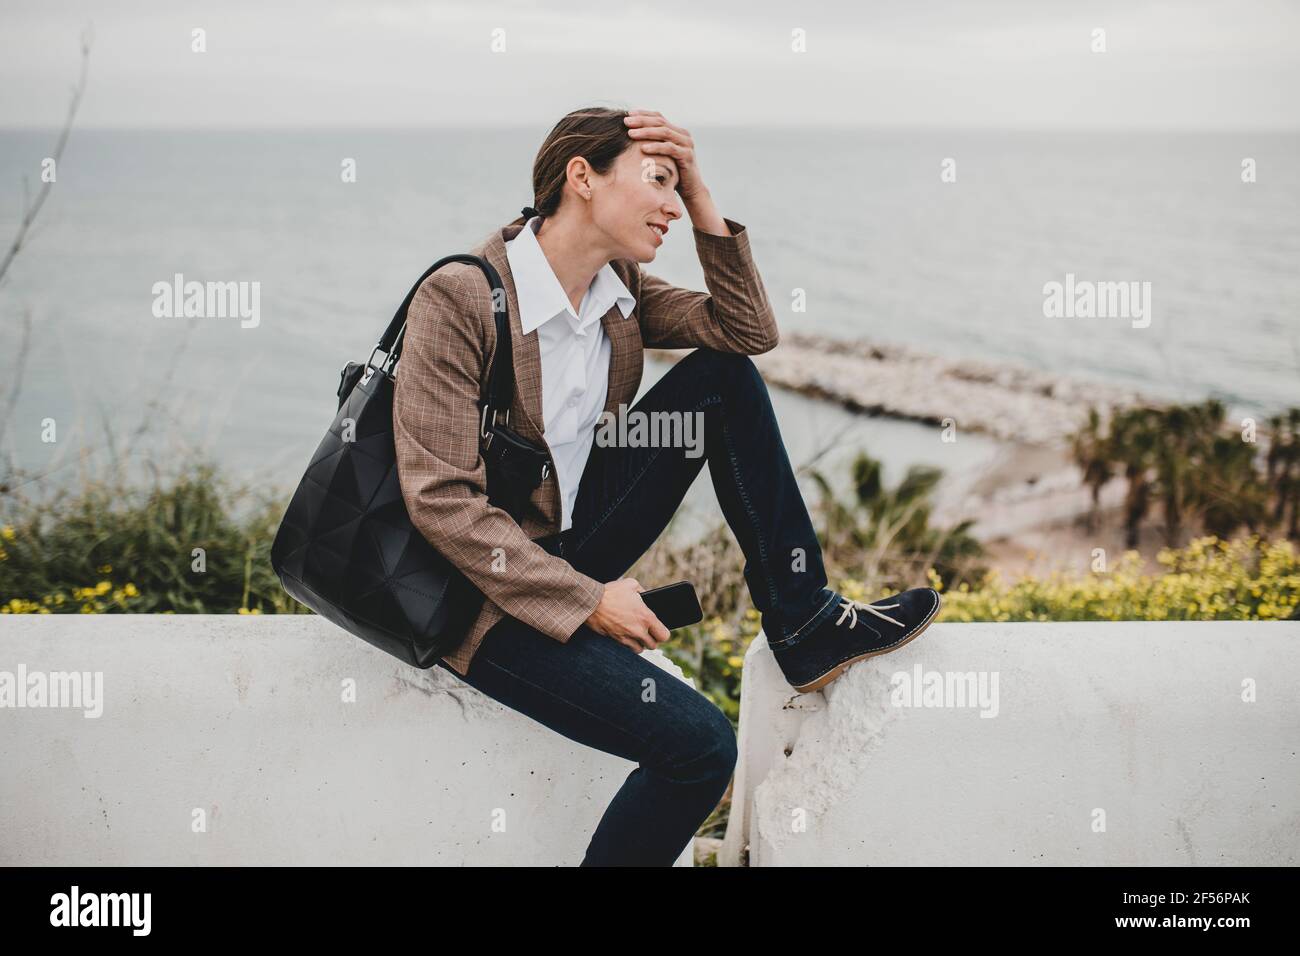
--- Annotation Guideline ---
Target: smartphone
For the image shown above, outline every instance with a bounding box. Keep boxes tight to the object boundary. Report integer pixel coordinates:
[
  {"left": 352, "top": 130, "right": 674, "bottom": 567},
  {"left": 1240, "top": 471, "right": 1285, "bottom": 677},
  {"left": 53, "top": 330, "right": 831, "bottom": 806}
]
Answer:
[{"left": 638, "top": 581, "right": 703, "bottom": 631}]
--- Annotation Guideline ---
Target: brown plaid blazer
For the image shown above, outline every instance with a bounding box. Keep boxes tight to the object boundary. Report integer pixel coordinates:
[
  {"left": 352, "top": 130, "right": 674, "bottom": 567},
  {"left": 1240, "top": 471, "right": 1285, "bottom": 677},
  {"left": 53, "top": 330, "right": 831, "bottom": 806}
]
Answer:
[{"left": 392, "top": 215, "right": 780, "bottom": 676}]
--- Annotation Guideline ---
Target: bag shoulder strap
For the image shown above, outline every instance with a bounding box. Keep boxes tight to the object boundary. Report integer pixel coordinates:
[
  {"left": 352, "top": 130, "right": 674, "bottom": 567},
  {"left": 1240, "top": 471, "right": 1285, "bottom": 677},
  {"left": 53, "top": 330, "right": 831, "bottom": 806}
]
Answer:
[{"left": 381, "top": 254, "right": 514, "bottom": 416}]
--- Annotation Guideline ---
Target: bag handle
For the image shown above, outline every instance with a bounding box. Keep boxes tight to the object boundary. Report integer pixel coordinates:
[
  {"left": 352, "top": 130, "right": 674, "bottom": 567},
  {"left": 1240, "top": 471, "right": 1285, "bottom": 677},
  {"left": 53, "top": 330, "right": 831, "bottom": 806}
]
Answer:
[{"left": 375, "top": 254, "right": 514, "bottom": 424}]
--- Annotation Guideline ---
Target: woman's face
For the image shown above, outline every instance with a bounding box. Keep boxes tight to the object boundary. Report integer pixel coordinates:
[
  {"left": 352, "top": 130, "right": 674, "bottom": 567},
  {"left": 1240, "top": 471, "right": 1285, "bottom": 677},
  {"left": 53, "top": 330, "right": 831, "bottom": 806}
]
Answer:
[{"left": 587, "top": 144, "right": 683, "bottom": 263}]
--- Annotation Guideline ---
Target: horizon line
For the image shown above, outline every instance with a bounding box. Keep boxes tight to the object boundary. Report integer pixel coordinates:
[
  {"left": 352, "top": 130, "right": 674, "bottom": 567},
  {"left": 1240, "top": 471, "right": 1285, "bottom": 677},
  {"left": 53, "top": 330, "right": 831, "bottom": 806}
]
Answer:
[{"left": 3, "top": 123, "right": 1299, "bottom": 134}]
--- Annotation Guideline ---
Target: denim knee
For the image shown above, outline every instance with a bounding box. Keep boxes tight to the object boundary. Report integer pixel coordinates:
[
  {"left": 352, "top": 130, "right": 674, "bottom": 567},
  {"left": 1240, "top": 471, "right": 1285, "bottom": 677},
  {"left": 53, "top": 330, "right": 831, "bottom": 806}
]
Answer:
[
  {"left": 690, "top": 347, "right": 755, "bottom": 371},
  {"left": 664, "top": 708, "right": 738, "bottom": 785},
  {"left": 688, "top": 348, "right": 761, "bottom": 391}
]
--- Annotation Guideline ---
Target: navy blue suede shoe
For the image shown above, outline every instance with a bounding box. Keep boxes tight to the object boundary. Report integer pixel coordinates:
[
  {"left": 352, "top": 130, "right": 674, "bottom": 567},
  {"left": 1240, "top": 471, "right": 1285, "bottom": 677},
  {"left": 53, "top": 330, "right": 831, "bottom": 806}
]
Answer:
[{"left": 769, "top": 588, "right": 941, "bottom": 693}]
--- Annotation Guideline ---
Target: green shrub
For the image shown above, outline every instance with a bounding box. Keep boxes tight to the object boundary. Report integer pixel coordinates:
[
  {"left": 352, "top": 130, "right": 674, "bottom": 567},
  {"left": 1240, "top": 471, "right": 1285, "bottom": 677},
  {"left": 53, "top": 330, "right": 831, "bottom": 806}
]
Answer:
[{"left": 1, "top": 460, "right": 300, "bottom": 615}]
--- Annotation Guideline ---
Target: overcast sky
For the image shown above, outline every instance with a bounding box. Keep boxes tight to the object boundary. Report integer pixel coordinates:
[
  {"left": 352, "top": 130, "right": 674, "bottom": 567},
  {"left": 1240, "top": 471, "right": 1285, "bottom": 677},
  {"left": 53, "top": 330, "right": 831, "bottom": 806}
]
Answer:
[{"left": 2, "top": 0, "right": 1297, "bottom": 129}]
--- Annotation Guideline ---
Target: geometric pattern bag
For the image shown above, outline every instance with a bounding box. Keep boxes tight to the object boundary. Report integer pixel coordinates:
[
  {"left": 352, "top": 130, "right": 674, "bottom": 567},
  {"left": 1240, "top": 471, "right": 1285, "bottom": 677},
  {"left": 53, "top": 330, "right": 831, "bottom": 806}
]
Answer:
[{"left": 270, "top": 254, "right": 553, "bottom": 668}]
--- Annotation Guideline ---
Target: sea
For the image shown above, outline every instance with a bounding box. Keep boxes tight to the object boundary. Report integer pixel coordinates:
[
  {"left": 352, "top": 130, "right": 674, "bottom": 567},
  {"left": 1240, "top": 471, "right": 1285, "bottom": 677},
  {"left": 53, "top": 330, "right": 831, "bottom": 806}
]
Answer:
[{"left": 1, "top": 126, "right": 1296, "bottom": 527}]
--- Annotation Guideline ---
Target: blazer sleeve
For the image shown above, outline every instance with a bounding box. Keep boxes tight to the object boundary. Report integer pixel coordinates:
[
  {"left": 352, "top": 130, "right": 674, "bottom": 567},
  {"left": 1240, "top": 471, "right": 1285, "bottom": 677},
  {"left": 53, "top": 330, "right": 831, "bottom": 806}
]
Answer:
[
  {"left": 636, "top": 217, "right": 780, "bottom": 354},
  {"left": 392, "top": 268, "right": 606, "bottom": 643}
]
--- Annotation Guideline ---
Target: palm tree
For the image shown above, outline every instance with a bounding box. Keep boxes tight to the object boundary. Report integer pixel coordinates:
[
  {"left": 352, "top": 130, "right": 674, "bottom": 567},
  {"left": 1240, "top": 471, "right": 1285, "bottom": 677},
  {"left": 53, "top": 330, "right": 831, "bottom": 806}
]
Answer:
[
  {"left": 1265, "top": 410, "right": 1300, "bottom": 538},
  {"left": 1155, "top": 399, "right": 1227, "bottom": 547},
  {"left": 1108, "top": 406, "right": 1162, "bottom": 548},
  {"left": 1078, "top": 399, "right": 1299, "bottom": 547},
  {"left": 1196, "top": 433, "right": 1270, "bottom": 538},
  {"left": 1070, "top": 406, "right": 1114, "bottom": 533},
  {"left": 808, "top": 451, "right": 985, "bottom": 592}
]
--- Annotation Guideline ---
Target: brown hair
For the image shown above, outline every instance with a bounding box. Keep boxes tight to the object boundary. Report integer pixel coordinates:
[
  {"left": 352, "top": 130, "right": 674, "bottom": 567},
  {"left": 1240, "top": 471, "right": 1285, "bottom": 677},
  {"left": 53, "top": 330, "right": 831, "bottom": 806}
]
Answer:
[{"left": 513, "top": 106, "right": 634, "bottom": 224}]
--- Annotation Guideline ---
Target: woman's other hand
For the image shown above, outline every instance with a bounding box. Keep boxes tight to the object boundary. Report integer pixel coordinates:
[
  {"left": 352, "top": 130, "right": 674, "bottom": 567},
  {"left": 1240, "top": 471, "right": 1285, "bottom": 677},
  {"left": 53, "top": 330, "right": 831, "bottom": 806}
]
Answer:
[{"left": 585, "top": 578, "right": 671, "bottom": 652}]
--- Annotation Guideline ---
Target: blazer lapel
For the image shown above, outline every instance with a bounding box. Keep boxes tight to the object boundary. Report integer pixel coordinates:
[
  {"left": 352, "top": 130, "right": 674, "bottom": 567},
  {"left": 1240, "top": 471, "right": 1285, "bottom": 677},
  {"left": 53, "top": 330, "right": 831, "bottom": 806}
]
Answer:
[
  {"left": 476, "top": 224, "right": 546, "bottom": 443},
  {"left": 475, "top": 222, "right": 644, "bottom": 438},
  {"left": 600, "top": 298, "right": 643, "bottom": 419}
]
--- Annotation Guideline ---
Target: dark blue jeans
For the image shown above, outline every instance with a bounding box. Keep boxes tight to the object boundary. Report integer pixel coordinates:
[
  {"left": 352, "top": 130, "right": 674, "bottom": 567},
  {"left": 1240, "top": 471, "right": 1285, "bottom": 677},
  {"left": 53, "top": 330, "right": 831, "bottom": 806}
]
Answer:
[{"left": 434, "top": 347, "right": 841, "bottom": 865}]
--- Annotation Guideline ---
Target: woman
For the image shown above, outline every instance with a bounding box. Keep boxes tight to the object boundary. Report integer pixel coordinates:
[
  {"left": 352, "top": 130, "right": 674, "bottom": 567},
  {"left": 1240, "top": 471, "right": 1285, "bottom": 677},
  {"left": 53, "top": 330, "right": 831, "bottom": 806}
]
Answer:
[{"left": 392, "top": 106, "right": 940, "bottom": 866}]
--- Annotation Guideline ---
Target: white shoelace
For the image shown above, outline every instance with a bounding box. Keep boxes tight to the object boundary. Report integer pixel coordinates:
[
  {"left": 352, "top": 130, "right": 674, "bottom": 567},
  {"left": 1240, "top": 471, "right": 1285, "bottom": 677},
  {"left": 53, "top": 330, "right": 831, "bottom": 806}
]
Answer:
[{"left": 836, "top": 598, "right": 904, "bottom": 629}]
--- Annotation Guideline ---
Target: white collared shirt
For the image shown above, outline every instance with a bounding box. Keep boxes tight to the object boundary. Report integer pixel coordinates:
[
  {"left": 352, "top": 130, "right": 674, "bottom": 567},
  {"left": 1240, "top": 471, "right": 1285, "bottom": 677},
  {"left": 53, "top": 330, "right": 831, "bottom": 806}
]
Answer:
[{"left": 505, "top": 216, "right": 636, "bottom": 532}]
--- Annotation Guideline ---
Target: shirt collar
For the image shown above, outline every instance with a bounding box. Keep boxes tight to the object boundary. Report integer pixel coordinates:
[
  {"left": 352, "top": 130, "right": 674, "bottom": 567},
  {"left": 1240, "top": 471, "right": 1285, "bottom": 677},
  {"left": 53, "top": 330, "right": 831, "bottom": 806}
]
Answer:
[{"left": 506, "top": 216, "right": 635, "bottom": 335}]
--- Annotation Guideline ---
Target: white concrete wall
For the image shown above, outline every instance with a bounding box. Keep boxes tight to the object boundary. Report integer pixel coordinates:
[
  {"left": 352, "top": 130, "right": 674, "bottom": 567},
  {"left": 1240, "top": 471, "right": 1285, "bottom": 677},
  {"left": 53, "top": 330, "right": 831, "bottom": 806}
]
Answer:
[
  {"left": 720, "top": 621, "right": 1300, "bottom": 866},
  {"left": 0, "top": 615, "right": 694, "bottom": 866}
]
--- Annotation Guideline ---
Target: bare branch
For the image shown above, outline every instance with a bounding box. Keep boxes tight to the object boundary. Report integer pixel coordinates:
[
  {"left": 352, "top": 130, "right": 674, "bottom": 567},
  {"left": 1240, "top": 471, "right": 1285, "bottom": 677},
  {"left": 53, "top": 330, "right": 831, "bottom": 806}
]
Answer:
[
  {"left": 0, "top": 28, "right": 94, "bottom": 498},
  {"left": 0, "top": 307, "right": 34, "bottom": 457},
  {"left": 0, "top": 27, "right": 92, "bottom": 285}
]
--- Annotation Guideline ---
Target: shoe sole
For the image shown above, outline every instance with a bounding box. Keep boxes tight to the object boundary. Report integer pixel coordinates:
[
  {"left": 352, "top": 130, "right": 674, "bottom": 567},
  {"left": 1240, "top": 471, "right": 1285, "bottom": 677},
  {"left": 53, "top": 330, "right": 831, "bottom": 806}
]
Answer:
[{"left": 790, "top": 592, "right": 942, "bottom": 694}]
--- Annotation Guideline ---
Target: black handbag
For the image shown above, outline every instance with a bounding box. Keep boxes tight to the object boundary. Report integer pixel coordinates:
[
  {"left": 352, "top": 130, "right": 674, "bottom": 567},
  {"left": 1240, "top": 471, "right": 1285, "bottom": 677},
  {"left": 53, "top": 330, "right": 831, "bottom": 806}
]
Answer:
[{"left": 270, "top": 254, "right": 554, "bottom": 667}]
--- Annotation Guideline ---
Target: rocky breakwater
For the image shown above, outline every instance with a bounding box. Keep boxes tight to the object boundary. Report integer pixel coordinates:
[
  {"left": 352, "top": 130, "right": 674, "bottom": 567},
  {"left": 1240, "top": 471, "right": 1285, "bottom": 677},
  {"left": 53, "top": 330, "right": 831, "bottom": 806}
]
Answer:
[{"left": 650, "top": 331, "right": 1157, "bottom": 448}]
